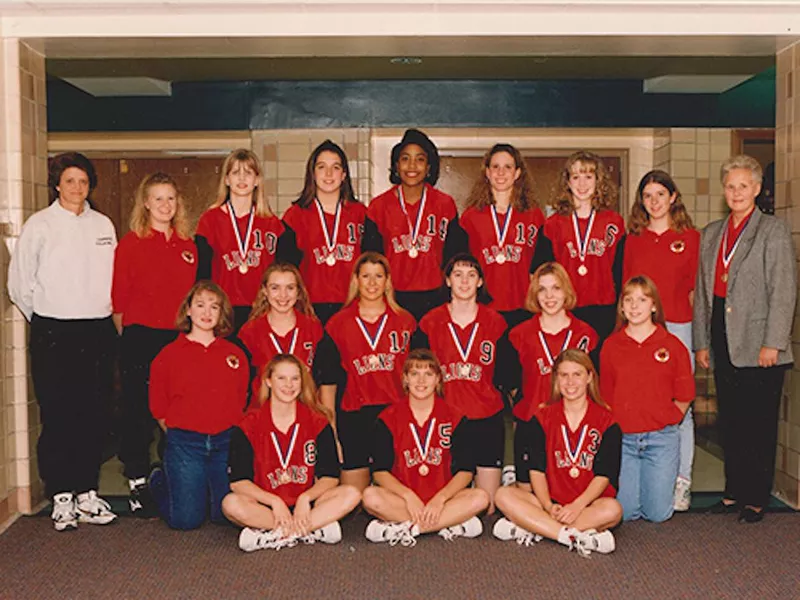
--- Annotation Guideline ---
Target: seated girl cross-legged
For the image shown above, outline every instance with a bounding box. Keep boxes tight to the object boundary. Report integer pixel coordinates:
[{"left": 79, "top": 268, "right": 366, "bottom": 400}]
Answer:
[
  {"left": 362, "top": 349, "right": 489, "bottom": 546},
  {"left": 223, "top": 354, "right": 361, "bottom": 552},
  {"left": 494, "top": 349, "right": 622, "bottom": 557}
]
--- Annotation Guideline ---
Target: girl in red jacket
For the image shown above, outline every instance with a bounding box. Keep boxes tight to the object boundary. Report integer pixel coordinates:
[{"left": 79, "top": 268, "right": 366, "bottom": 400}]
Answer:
[
  {"left": 223, "top": 354, "right": 360, "bottom": 552},
  {"left": 600, "top": 276, "right": 694, "bottom": 523}
]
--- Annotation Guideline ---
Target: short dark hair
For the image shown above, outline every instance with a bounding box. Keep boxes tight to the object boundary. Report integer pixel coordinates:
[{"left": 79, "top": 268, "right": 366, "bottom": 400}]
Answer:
[
  {"left": 389, "top": 129, "right": 440, "bottom": 186},
  {"left": 48, "top": 152, "right": 97, "bottom": 203},
  {"left": 442, "top": 252, "right": 493, "bottom": 304}
]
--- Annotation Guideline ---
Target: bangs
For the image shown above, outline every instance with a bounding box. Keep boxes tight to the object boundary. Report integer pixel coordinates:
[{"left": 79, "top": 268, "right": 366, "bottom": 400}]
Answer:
[{"left": 570, "top": 160, "right": 597, "bottom": 174}]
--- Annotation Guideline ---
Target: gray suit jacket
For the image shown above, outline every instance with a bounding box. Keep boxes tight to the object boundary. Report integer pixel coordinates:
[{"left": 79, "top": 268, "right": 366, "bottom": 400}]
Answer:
[{"left": 693, "top": 208, "right": 797, "bottom": 368}]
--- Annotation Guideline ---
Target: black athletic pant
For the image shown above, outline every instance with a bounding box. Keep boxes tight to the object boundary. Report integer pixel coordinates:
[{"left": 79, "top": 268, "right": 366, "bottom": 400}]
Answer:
[
  {"left": 711, "top": 296, "right": 787, "bottom": 508},
  {"left": 119, "top": 325, "right": 178, "bottom": 480},
  {"left": 30, "top": 314, "right": 116, "bottom": 499}
]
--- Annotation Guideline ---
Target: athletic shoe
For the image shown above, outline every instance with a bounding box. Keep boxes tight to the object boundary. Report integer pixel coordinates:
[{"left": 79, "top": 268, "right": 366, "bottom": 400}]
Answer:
[
  {"left": 365, "top": 520, "right": 418, "bottom": 547},
  {"left": 501, "top": 465, "right": 517, "bottom": 487},
  {"left": 438, "top": 516, "right": 483, "bottom": 541},
  {"left": 300, "top": 521, "right": 342, "bottom": 545},
  {"left": 492, "top": 517, "right": 541, "bottom": 547},
  {"left": 578, "top": 529, "right": 615, "bottom": 554},
  {"left": 128, "top": 478, "right": 157, "bottom": 518},
  {"left": 673, "top": 476, "right": 692, "bottom": 512},
  {"left": 51, "top": 492, "right": 78, "bottom": 532},
  {"left": 706, "top": 499, "right": 738, "bottom": 514},
  {"left": 76, "top": 490, "right": 117, "bottom": 525},
  {"left": 238, "top": 527, "right": 298, "bottom": 552}
]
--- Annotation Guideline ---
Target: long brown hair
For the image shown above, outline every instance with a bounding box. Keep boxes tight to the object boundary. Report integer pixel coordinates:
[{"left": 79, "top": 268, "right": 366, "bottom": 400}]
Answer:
[
  {"left": 550, "top": 150, "right": 618, "bottom": 215},
  {"left": 402, "top": 348, "right": 445, "bottom": 398},
  {"left": 248, "top": 263, "right": 317, "bottom": 322},
  {"left": 210, "top": 148, "right": 273, "bottom": 218},
  {"left": 628, "top": 170, "right": 694, "bottom": 235},
  {"left": 294, "top": 140, "right": 359, "bottom": 209},
  {"left": 344, "top": 252, "right": 406, "bottom": 315},
  {"left": 464, "top": 143, "right": 537, "bottom": 212},
  {"left": 550, "top": 349, "right": 607, "bottom": 408},
  {"left": 526, "top": 262, "right": 577, "bottom": 313},
  {"left": 258, "top": 354, "right": 333, "bottom": 422},
  {"left": 615, "top": 275, "right": 666, "bottom": 330},
  {"left": 175, "top": 280, "right": 234, "bottom": 337},
  {"left": 129, "top": 172, "right": 191, "bottom": 239}
]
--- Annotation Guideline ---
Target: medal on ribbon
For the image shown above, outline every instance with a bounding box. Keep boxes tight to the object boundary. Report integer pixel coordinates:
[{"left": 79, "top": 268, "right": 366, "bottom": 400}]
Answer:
[
  {"left": 356, "top": 313, "right": 389, "bottom": 368},
  {"left": 397, "top": 186, "right": 427, "bottom": 259},
  {"left": 571, "top": 210, "right": 596, "bottom": 276},
  {"left": 227, "top": 199, "right": 255, "bottom": 275},
  {"left": 720, "top": 216, "right": 750, "bottom": 283},
  {"left": 409, "top": 417, "right": 437, "bottom": 476},
  {"left": 315, "top": 199, "right": 342, "bottom": 267},
  {"left": 269, "top": 329, "right": 299, "bottom": 355},
  {"left": 271, "top": 423, "right": 299, "bottom": 486},
  {"left": 538, "top": 330, "right": 573, "bottom": 368},
  {"left": 448, "top": 321, "right": 480, "bottom": 378},
  {"left": 491, "top": 205, "right": 513, "bottom": 265},
  {"left": 561, "top": 423, "right": 588, "bottom": 479}
]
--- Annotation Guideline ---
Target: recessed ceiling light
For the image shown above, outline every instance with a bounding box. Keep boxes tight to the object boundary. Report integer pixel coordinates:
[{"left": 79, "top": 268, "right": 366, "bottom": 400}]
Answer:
[{"left": 390, "top": 57, "right": 423, "bottom": 65}]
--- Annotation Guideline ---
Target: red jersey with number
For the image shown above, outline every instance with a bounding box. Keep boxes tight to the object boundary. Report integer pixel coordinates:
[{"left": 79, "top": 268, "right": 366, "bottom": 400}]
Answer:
[
  {"left": 368, "top": 184, "right": 457, "bottom": 292},
  {"left": 623, "top": 228, "right": 699, "bottom": 323},
  {"left": 326, "top": 303, "right": 416, "bottom": 412},
  {"left": 600, "top": 325, "right": 695, "bottom": 434},
  {"left": 375, "top": 399, "right": 466, "bottom": 503},
  {"left": 282, "top": 201, "right": 367, "bottom": 304},
  {"left": 419, "top": 304, "right": 506, "bottom": 420},
  {"left": 544, "top": 210, "right": 625, "bottom": 307},
  {"left": 195, "top": 207, "right": 283, "bottom": 306},
  {"left": 509, "top": 313, "right": 598, "bottom": 422},
  {"left": 460, "top": 205, "right": 546, "bottom": 311},
  {"left": 149, "top": 335, "right": 248, "bottom": 434},
  {"left": 238, "top": 401, "right": 330, "bottom": 507},
  {"left": 238, "top": 310, "right": 324, "bottom": 394},
  {"left": 535, "top": 400, "right": 618, "bottom": 504},
  {"left": 112, "top": 230, "right": 197, "bottom": 329}
]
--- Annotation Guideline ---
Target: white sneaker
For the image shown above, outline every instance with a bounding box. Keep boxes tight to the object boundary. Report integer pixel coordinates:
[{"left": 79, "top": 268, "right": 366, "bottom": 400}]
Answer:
[
  {"left": 674, "top": 476, "right": 692, "bottom": 512},
  {"left": 492, "top": 517, "right": 541, "bottom": 547},
  {"left": 501, "top": 465, "right": 517, "bottom": 487},
  {"left": 579, "top": 529, "right": 615, "bottom": 554},
  {"left": 365, "top": 520, "right": 418, "bottom": 547},
  {"left": 51, "top": 492, "right": 78, "bottom": 532},
  {"left": 438, "top": 516, "right": 483, "bottom": 541},
  {"left": 300, "top": 521, "right": 342, "bottom": 545},
  {"left": 238, "top": 527, "right": 298, "bottom": 552},
  {"left": 76, "top": 490, "right": 117, "bottom": 525}
]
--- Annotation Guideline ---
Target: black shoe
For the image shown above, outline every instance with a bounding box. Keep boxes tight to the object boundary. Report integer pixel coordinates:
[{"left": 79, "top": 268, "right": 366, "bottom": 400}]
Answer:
[
  {"left": 129, "top": 481, "right": 158, "bottom": 518},
  {"left": 738, "top": 506, "right": 765, "bottom": 523},
  {"left": 706, "top": 499, "right": 738, "bottom": 514}
]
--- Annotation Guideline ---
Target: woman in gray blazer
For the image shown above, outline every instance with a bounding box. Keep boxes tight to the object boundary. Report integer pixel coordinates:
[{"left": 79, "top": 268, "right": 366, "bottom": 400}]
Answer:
[{"left": 693, "top": 155, "right": 796, "bottom": 523}]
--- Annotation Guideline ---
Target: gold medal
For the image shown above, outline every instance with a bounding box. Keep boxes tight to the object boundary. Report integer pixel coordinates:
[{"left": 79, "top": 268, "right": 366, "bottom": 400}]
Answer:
[
  {"left": 495, "top": 253, "right": 507, "bottom": 265},
  {"left": 238, "top": 263, "right": 248, "bottom": 275},
  {"left": 408, "top": 246, "right": 419, "bottom": 259},
  {"left": 419, "top": 464, "right": 429, "bottom": 476},
  {"left": 577, "top": 264, "right": 588, "bottom": 276},
  {"left": 325, "top": 254, "right": 336, "bottom": 267},
  {"left": 721, "top": 272, "right": 728, "bottom": 283},
  {"left": 569, "top": 466, "right": 580, "bottom": 479}
]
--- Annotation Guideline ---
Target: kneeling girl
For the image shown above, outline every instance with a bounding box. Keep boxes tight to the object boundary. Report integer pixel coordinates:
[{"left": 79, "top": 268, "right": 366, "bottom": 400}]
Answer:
[
  {"left": 362, "top": 349, "right": 489, "bottom": 546},
  {"left": 495, "top": 349, "right": 622, "bottom": 556},
  {"left": 224, "top": 354, "right": 361, "bottom": 551}
]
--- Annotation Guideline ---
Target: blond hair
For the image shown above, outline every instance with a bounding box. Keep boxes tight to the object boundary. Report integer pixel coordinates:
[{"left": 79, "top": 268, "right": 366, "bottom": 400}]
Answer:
[
  {"left": 550, "top": 349, "right": 607, "bottom": 408},
  {"left": 615, "top": 275, "right": 666, "bottom": 330},
  {"left": 129, "top": 172, "right": 191, "bottom": 239},
  {"left": 720, "top": 154, "right": 763, "bottom": 186},
  {"left": 526, "top": 262, "right": 577, "bottom": 313},
  {"left": 402, "top": 348, "right": 445, "bottom": 398},
  {"left": 344, "top": 252, "right": 406, "bottom": 316},
  {"left": 175, "top": 280, "right": 234, "bottom": 337},
  {"left": 210, "top": 148, "right": 273, "bottom": 218},
  {"left": 550, "top": 151, "right": 618, "bottom": 215},
  {"left": 248, "top": 263, "right": 317, "bottom": 322},
  {"left": 258, "top": 354, "right": 333, "bottom": 421}
]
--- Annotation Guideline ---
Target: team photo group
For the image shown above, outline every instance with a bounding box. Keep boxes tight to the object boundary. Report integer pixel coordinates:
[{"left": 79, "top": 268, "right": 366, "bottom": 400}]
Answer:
[{"left": 7, "top": 127, "right": 796, "bottom": 557}]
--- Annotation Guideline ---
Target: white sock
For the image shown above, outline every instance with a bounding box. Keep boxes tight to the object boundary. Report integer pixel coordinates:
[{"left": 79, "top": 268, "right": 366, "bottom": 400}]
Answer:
[{"left": 410, "top": 523, "right": 421, "bottom": 536}]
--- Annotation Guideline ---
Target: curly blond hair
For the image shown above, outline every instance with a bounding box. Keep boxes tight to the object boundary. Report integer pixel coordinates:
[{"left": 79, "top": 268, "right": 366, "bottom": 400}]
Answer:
[{"left": 550, "top": 151, "right": 618, "bottom": 215}]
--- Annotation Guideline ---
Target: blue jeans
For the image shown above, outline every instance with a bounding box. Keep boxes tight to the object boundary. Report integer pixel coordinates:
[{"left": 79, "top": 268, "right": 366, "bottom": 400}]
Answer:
[
  {"left": 618, "top": 425, "right": 680, "bottom": 522},
  {"left": 150, "top": 428, "right": 232, "bottom": 530},
  {"left": 666, "top": 321, "right": 694, "bottom": 483}
]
